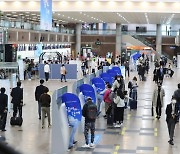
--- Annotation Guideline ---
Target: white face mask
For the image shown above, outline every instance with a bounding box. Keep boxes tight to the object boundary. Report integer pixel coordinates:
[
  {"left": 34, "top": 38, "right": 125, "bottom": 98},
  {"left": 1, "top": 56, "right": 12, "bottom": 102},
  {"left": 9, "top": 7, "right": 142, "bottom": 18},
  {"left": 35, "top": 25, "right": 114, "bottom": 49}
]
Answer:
[
  {"left": 117, "top": 78, "right": 120, "bottom": 81},
  {"left": 172, "top": 99, "right": 176, "bottom": 104}
]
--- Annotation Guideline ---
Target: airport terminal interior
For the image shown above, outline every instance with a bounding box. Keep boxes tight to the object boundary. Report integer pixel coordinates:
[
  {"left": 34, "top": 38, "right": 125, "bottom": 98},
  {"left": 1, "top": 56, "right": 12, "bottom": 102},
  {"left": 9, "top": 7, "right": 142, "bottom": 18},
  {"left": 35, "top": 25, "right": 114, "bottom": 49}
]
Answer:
[{"left": 0, "top": 0, "right": 180, "bottom": 154}]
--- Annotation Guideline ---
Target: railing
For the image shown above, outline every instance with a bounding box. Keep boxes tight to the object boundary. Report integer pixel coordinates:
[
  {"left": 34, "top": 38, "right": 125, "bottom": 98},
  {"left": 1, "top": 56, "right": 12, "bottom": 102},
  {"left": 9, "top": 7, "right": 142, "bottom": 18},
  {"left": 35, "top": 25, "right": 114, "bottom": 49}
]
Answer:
[
  {"left": 81, "top": 29, "right": 178, "bottom": 36},
  {"left": 0, "top": 19, "right": 75, "bottom": 34}
]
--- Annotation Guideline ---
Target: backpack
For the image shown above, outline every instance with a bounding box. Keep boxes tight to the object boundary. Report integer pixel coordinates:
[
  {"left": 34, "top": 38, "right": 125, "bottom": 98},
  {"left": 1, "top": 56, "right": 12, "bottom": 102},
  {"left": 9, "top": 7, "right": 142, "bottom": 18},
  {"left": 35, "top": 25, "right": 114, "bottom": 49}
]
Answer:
[
  {"left": 128, "top": 81, "right": 133, "bottom": 89},
  {"left": 87, "top": 102, "right": 97, "bottom": 120},
  {"left": 108, "top": 91, "right": 115, "bottom": 102}
]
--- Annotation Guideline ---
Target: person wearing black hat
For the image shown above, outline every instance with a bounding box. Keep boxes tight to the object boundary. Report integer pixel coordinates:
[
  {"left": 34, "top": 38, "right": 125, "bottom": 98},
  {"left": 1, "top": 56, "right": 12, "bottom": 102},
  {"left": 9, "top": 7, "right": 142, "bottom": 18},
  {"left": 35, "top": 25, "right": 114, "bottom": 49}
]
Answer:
[
  {"left": 35, "top": 79, "right": 47, "bottom": 120},
  {"left": 0, "top": 87, "right": 8, "bottom": 131},
  {"left": 166, "top": 97, "right": 179, "bottom": 145}
]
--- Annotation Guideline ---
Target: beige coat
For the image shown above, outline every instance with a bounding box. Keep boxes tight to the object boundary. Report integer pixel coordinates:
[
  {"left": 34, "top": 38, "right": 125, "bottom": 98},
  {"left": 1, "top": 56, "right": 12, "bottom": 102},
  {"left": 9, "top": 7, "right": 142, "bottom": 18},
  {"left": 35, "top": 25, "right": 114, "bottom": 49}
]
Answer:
[{"left": 152, "top": 87, "right": 165, "bottom": 107}]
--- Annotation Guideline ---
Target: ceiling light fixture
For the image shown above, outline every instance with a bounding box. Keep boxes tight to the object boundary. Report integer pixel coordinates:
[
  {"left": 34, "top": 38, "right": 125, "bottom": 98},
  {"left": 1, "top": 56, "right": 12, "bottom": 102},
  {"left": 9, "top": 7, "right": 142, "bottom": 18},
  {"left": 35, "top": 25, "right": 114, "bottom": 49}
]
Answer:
[
  {"left": 116, "top": 13, "right": 130, "bottom": 24},
  {"left": 166, "top": 14, "right": 175, "bottom": 25},
  {"left": 145, "top": 13, "right": 149, "bottom": 24}
]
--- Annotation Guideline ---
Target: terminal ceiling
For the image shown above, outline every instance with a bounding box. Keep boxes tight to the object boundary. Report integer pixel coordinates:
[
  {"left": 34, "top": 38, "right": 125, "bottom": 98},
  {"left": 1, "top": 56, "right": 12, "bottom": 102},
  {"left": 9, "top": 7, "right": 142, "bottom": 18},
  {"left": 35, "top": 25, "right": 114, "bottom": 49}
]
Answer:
[{"left": 1, "top": 12, "right": 180, "bottom": 25}]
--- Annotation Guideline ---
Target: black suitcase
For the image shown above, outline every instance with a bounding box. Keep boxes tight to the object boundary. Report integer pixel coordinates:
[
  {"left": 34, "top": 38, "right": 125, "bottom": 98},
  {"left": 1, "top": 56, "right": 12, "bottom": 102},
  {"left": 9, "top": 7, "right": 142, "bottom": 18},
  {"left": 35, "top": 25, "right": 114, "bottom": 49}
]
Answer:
[
  {"left": 107, "top": 114, "right": 114, "bottom": 126},
  {"left": 170, "top": 70, "right": 174, "bottom": 77},
  {"left": 10, "top": 117, "right": 23, "bottom": 126},
  {"left": 130, "top": 100, "right": 137, "bottom": 110}
]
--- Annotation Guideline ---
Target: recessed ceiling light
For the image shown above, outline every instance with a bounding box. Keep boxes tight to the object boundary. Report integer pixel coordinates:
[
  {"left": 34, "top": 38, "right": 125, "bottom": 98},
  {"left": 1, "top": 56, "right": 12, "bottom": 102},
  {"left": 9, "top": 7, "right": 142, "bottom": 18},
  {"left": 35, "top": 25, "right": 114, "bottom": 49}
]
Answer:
[
  {"left": 68, "top": 16, "right": 70, "bottom": 18},
  {"left": 58, "top": 14, "right": 60, "bottom": 16}
]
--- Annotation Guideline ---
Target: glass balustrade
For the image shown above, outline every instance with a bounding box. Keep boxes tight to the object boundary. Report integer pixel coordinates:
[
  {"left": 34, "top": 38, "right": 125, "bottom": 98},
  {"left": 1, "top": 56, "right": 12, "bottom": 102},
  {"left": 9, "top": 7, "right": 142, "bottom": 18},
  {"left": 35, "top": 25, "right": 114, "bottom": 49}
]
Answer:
[
  {"left": 0, "top": 19, "right": 75, "bottom": 34},
  {"left": 81, "top": 29, "right": 178, "bottom": 36}
]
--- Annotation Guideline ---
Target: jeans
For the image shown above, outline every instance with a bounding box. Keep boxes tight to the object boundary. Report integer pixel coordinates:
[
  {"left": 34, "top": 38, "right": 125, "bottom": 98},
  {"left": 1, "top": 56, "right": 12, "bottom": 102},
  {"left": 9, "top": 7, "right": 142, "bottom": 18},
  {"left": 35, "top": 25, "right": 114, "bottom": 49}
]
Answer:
[
  {"left": 69, "top": 119, "right": 79, "bottom": 147},
  {"left": 84, "top": 122, "right": 95, "bottom": 145},
  {"left": 61, "top": 74, "right": 66, "bottom": 81},
  {"left": 38, "top": 102, "right": 41, "bottom": 119},
  {"left": 42, "top": 107, "right": 51, "bottom": 127},
  {"left": 97, "top": 94, "right": 103, "bottom": 113},
  {"left": 13, "top": 104, "right": 22, "bottom": 117},
  {"left": 28, "top": 71, "right": 31, "bottom": 79}
]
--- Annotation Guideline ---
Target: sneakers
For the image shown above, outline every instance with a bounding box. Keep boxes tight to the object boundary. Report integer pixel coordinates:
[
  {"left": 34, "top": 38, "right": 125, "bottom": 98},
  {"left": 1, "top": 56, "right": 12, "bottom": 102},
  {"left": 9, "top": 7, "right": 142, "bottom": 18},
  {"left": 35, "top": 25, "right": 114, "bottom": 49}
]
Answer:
[
  {"left": 73, "top": 141, "right": 78, "bottom": 145},
  {"left": 90, "top": 143, "right": 95, "bottom": 148},
  {"left": 82, "top": 144, "right": 90, "bottom": 148},
  {"left": 114, "top": 123, "right": 122, "bottom": 128},
  {"left": 48, "top": 124, "right": 52, "bottom": 128},
  {"left": 67, "top": 146, "right": 73, "bottom": 151},
  {"left": 168, "top": 140, "right": 174, "bottom": 145}
]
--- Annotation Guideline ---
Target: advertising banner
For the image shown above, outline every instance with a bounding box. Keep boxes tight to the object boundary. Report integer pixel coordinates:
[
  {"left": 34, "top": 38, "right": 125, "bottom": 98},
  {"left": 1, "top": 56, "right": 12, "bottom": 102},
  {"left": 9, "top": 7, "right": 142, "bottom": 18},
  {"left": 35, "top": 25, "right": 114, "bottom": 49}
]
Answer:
[
  {"left": 35, "top": 44, "right": 43, "bottom": 57},
  {"left": 91, "top": 77, "right": 105, "bottom": 93},
  {"left": 40, "top": 0, "right": 52, "bottom": 30},
  {"left": 79, "top": 84, "right": 96, "bottom": 104},
  {"left": 62, "top": 93, "right": 82, "bottom": 121}
]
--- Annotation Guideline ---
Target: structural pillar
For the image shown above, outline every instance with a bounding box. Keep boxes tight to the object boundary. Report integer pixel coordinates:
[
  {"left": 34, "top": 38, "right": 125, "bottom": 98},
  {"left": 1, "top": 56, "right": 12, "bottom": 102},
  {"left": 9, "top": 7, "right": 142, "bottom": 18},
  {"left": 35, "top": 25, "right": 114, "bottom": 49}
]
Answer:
[
  {"left": 75, "top": 23, "right": 81, "bottom": 57},
  {"left": 116, "top": 23, "right": 122, "bottom": 56},
  {"left": 156, "top": 24, "right": 162, "bottom": 58}
]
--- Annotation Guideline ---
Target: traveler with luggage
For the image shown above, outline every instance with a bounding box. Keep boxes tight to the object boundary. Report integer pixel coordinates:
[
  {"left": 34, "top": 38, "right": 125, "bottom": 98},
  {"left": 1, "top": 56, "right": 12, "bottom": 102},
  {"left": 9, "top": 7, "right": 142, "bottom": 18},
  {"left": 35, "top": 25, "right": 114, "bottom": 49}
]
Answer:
[
  {"left": 152, "top": 82, "right": 165, "bottom": 120},
  {"left": 128, "top": 76, "right": 138, "bottom": 110},
  {"left": 11, "top": 82, "right": 23, "bottom": 118},
  {"left": 39, "top": 87, "right": 51, "bottom": 129},
  {"left": 82, "top": 97, "right": 97, "bottom": 148},
  {"left": 35, "top": 79, "right": 47, "bottom": 120},
  {"left": 0, "top": 88, "right": 8, "bottom": 131},
  {"left": 103, "top": 84, "right": 112, "bottom": 119},
  {"left": 10, "top": 82, "right": 23, "bottom": 126},
  {"left": 165, "top": 97, "right": 179, "bottom": 145},
  {"left": 173, "top": 83, "right": 180, "bottom": 122},
  {"left": 113, "top": 90, "right": 125, "bottom": 127}
]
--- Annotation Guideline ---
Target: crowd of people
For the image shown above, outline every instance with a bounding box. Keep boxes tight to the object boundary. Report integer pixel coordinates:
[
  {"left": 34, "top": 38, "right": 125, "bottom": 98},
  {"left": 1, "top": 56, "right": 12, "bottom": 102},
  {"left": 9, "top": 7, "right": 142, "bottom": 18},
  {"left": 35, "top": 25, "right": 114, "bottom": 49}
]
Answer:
[{"left": 0, "top": 52, "right": 180, "bottom": 152}]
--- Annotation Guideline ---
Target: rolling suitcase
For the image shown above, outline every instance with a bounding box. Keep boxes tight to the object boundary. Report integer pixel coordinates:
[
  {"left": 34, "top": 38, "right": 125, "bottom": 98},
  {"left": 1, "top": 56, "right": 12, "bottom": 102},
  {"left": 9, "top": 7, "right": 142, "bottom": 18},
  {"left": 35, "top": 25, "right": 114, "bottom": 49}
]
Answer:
[
  {"left": 170, "top": 70, "right": 174, "bottom": 77},
  {"left": 130, "top": 100, "right": 137, "bottom": 110},
  {"left": 106, "top": 105, "right": 113, "bottom": 126},
  {"left": 107, "top": 114, "right": 114, "bottom": 126},
  {"left": 10, "top": 117, "right": 23, "bottom": 126}
]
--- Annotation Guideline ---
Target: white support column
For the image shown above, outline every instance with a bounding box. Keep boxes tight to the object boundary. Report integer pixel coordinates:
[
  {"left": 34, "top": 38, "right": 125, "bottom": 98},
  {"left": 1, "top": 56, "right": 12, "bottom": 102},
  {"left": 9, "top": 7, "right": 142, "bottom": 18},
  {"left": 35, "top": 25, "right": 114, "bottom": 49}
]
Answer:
[
  {"left": 156, "top": 24, "right": 162, "bottom": 58},
  {"left": 116, "top": 23, "right": 122, "bottom": 56},
  {"left": 75, "top": 23, "right": 81, "bottom": 57}
]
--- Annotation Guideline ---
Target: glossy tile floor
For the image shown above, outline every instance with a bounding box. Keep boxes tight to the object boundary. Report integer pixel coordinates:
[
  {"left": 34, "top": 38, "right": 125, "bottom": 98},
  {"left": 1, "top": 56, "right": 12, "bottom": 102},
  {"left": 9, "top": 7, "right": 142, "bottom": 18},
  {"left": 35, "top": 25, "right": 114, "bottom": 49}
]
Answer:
[{"left": 1, "top": 63, "right": 180, "bottom": 154}]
